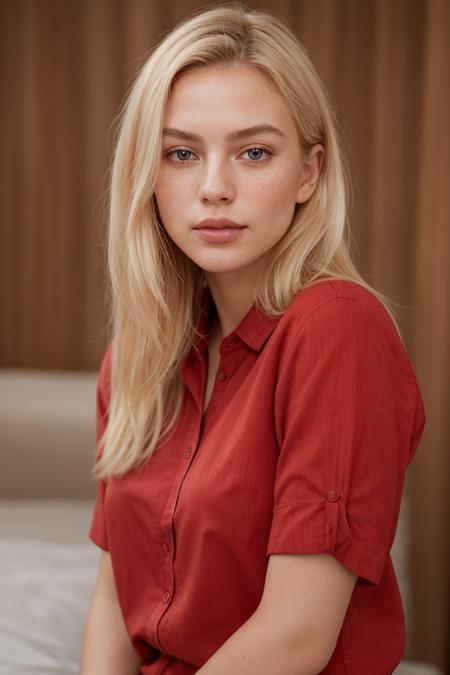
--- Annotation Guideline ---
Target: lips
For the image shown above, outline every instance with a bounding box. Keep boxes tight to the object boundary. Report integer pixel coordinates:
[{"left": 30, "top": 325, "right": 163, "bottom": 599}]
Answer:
[{"left": 193, "top": 218, "right": 246, "bottom": 230}]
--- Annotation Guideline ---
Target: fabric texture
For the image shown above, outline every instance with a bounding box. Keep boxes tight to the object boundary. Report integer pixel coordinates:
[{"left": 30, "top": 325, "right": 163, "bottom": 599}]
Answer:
[{"left": 89, "top": 279, "right": 426, "bottom": 674}]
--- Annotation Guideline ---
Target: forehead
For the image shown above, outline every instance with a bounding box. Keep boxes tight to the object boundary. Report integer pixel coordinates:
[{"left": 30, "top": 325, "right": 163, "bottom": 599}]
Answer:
[{"left": 164, "top": 63, "right": 295, "bottom": 134}]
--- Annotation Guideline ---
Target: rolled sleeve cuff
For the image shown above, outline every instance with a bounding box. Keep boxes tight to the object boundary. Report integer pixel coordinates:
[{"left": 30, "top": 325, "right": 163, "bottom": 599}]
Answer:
[{"left": 266, "top": 496, "right": 389, "bottom": 587}]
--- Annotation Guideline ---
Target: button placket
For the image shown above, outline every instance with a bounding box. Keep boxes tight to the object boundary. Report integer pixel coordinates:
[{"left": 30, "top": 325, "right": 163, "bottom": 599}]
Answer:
[
  {"left": 202, "top": 353, "right": 229, "bottom": 416},
  {"left": 161, "top": 539, "right": 171, "bottom": 568},
  {"left": 147, "top": 410, "right": 204, "bottom": 652}
]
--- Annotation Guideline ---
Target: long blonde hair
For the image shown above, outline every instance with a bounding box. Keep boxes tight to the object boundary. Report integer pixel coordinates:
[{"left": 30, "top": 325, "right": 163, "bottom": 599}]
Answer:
[{"left": 93, "top": 1, "right": 402, "bottom": 481}]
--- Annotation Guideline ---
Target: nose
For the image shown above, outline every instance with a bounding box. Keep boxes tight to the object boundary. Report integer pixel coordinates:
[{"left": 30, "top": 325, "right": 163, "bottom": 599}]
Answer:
[{"left": 198, "top": 158, "right": 236, "bottom": 204}]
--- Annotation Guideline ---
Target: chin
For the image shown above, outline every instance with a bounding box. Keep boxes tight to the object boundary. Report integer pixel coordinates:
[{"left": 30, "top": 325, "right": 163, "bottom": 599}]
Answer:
[{"left": 196, "top": 259, "right": 252, "bottom": 274}]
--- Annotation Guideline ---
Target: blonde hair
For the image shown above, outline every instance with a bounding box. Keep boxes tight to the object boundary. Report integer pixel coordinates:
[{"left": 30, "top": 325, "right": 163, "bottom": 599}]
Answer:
[{"left": 93, "top": 1, "right": 403, "bottom": 481}]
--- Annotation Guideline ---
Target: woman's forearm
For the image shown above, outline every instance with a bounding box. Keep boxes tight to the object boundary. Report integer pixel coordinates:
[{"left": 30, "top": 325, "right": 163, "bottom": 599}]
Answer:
[
  {"left": 195, "top": 607, "right": 322, "bottom": 675},
  {"left": 79, "top": 591, "right": 142, "bottom": 675}
]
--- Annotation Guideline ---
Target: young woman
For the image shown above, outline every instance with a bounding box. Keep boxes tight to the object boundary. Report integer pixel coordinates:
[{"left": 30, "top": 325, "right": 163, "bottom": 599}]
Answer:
[{"left": 79, "top": 4, "right": 426, "bottom": 674}]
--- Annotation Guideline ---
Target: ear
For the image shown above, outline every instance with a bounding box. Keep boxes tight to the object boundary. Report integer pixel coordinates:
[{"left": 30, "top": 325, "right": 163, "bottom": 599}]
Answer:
[{"left": 296, "top": 144, "right": 325, "bottom": 204}]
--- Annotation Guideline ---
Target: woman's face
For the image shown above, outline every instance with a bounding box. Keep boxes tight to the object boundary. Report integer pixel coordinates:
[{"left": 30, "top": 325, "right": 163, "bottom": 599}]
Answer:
[{"left": 154, "top": 62, "right": 323, "bottom": 281}]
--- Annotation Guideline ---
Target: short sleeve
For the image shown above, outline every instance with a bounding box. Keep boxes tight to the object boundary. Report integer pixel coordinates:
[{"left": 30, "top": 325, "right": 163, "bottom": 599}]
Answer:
[
  {"left": 268, "top": 296, "right": 424, "bottom": 587},
  {"left": 88, "top": 343, "right": 112, "bottom": 552}
]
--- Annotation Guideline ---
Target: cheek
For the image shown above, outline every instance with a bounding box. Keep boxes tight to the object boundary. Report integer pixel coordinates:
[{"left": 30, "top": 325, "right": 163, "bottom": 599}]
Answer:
[
  {"left": 155, "top": 177, "right": 180, "bottom": 213},
  {"left": 254, "top": 172, "right": 299, "bottom": 216},
  {"left": 155, "top": 175, "right": 171, "bottom": 199},
  {"left": 156, "top": 174, "right": 194, "bottom": 213},
  {"left": 255, "top": 175, "right": 299, "bottom": 239}
]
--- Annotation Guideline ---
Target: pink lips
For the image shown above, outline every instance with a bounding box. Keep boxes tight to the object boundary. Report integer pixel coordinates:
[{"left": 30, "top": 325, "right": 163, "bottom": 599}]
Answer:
[
  {"left": 193, "top": 218, "right": 247, "bottom": 243},
  {"left": 194, "top": 218, "right": 246, "bottom": 230}
]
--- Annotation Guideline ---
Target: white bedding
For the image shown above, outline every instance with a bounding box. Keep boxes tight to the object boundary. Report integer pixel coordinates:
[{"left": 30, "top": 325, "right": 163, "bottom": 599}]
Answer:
[{"left": 0, "top": 538, "right": 99, "bottom": 675}]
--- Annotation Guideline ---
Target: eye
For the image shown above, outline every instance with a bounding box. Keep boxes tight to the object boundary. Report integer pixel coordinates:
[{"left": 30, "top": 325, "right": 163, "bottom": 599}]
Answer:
[
  {"left": 164, "top": 146, "right": 273, "bottom": 164},
  {"left": 165, "top": 148, "right": 196, "bottom": 163},
  {"left": 241, "top": 147, "right": 272, "bottom": 161}
]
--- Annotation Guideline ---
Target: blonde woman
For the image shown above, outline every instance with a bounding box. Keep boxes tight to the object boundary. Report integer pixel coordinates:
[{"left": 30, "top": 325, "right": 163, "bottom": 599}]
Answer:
[{"left": 79, "top": 3, "right": 426, "bottom": 674}]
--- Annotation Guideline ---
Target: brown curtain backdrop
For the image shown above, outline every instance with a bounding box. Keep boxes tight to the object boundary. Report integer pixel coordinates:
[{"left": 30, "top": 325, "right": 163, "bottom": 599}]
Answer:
[{"left": 1, "top": 0, "right": 448, "bottom": 670}]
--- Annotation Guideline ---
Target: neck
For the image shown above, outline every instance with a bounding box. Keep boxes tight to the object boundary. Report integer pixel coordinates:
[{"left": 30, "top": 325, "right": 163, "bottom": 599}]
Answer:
[{"left": 204, "top": 269, "right": 262, "bottom": 339}]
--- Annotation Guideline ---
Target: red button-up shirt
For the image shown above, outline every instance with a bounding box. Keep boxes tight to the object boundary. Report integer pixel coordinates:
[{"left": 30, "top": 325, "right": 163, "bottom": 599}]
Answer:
[{"left": 89, "top": 279, "right": 426, "bottom": 674}]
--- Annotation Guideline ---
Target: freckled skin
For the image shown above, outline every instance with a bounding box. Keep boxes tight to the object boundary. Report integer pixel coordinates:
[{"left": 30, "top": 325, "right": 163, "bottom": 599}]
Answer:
[{"left": 154, "top": 62, "right": 323, "bottom": 287}]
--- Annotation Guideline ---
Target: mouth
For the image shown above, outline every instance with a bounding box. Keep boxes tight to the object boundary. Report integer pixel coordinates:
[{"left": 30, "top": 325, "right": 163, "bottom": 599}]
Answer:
[{"left": 193, "top": 218, "right": 247, "bottom": 230}]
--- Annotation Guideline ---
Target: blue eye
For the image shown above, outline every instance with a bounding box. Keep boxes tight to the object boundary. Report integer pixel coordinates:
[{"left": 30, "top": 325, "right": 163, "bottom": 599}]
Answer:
[
  {"left": 165, "top": 146, "right": 272, "bottom": 163},
  {"left": 170, "top": 148, "right": 195, "bottom": 162},
  {"left": 243, "top": 147, "right": 271, "bottom": 161}
]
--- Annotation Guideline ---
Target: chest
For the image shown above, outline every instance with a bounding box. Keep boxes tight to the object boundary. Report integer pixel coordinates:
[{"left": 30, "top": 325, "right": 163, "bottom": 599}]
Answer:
[{"left": 106, "top": 357, "right": 281, "bottom": 561}]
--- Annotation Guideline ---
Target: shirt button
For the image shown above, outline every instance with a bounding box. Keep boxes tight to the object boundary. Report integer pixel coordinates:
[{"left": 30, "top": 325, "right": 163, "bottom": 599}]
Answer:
[
  {"left": 326, "top": 489, "right": 340, "bottom": 502},
  {"left": 184, "top": 447, "right": 192, "bottom": 458},
  {"left": 162, "top": 543, "right": 170, "bottom": 554},
  {"left": 162, "top": 591, "right": 170, "bottom": 602},
  {"left": 217, "top": 372, "right": 226, "bottom": 381}
]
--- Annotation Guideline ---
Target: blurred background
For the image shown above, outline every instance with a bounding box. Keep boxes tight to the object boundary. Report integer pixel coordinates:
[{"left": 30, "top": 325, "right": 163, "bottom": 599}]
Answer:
[{"left": 0, "top": 0, "right": 448, "bottom": 673}]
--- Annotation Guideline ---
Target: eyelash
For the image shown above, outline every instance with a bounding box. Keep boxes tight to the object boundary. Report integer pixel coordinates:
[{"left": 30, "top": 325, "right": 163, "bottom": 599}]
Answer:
[{"left": 164, "top": 146, "right": 273, "bottom": 164}]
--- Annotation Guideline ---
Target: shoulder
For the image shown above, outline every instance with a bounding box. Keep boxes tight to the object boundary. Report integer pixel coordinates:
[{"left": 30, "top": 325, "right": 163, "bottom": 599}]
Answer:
[
  {"left": 275, "top": 279, "right": 422, "bottom": 393},
  {"left": 283, "top": 279, "right": 395, "bottom": 334},
  {"left": 277, "top": 278, "right": 407, "bottom": 356},
  {"left": 277, "top": 279, "right": 418, "bottom": 377}
]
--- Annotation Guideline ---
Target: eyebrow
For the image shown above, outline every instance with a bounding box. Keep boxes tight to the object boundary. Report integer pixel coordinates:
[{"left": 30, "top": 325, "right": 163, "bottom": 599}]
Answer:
[{"left": 162, "top": 124, "right": 286, "bottom": 142}]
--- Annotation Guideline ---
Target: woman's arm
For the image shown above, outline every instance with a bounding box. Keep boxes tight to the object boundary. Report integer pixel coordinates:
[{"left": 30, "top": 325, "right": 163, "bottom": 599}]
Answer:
[
  {"left": 79, "top": 550, "right": 142, "bottom": 675},
  {"left": 196, "top": 553, "right": 357, "bottom": 675}
]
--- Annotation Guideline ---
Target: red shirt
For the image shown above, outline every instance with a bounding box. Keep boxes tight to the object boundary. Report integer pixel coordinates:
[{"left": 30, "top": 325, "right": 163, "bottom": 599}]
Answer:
[{"left": 89, "top": 279, "right": 426, "bottom": 674}]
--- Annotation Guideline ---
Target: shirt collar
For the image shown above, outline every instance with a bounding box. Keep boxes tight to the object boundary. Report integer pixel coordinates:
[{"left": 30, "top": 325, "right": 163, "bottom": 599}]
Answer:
[{"left": 195, "top": 284, "right": 281, "bottom": 353}]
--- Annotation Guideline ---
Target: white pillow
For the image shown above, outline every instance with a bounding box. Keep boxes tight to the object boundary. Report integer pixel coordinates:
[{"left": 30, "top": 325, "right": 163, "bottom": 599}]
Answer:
[{"left": 0, "top": 538, "right": 99, "bottom": 675}]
